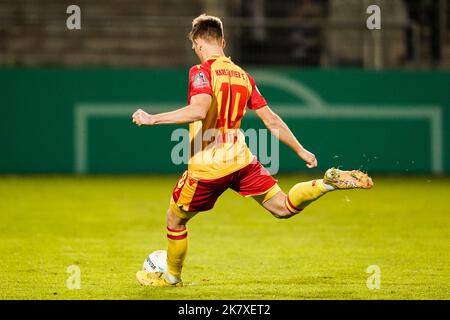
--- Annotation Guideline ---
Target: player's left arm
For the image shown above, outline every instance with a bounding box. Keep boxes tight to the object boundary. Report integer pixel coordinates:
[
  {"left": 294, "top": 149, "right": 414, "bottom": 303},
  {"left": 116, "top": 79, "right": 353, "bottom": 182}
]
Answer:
[
  {"left": 255, "top": 105, "right": 317, "bottom": 169},
  {"left": 132, "top": 93, "right": 211, "bottom": 126},
  {"left": 246, "top": 72, "right": 317, "bottom": 168}
]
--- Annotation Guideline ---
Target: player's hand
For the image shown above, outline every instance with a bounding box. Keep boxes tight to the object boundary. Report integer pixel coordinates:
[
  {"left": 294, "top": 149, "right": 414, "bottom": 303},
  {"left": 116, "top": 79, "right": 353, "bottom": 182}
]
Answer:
[
  {"left": 132, "top": 109, "right": 155, "bottom": 126},
  {"left": 298, "top": 148, "right": 317, "bottom": 169}
]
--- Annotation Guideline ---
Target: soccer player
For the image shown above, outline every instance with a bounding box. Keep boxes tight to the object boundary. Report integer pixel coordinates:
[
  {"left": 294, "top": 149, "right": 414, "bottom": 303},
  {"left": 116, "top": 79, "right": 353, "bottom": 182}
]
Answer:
[{"left": 132, "top": 14, "right": 373, "bottom": 287}]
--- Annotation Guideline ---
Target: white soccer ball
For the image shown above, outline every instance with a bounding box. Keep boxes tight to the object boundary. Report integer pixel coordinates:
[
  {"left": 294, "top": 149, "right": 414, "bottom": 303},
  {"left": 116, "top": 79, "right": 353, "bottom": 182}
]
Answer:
[{"left": 143, "top": 250, "right": 167, "bottom": 273}]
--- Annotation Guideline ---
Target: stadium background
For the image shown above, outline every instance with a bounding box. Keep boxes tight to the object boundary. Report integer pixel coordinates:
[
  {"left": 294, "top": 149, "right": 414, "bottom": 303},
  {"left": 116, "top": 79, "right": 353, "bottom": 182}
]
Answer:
[
  {"left": 1, "top": 0, "right": 449, "bottom": 300},
  {"left": 1, "top": 0, "right": 450, "bottom": 175}
]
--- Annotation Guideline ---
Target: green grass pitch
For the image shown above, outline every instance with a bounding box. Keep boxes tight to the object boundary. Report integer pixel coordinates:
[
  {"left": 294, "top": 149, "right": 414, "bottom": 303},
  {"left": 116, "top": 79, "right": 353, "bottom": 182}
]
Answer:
[{"left": 0, "top": 174, "right": 449, "bottom": 299}]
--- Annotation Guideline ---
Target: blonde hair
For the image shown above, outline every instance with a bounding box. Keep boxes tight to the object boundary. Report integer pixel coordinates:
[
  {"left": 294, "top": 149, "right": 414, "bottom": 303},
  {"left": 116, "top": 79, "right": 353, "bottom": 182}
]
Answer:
[{"left": 188, "top": 14, "right": 224, "bottom": 42}]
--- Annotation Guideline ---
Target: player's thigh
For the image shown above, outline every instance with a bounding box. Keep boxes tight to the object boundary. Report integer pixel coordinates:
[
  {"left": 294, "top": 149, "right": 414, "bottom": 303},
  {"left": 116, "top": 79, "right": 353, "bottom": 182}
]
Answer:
[
  {"left": 231, "top": 160, "right": 278, "bottom": 198},
  {"left": 171, "top": 170, "right": 229, "bottom": 214},
  {"left": 230, "top": 160, "right": 291, "bottom": 216}
]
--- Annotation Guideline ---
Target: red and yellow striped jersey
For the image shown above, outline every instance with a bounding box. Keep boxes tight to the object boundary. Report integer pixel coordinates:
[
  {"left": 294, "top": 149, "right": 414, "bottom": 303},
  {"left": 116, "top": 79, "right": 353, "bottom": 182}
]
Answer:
[{"left": 187, "top": 55, "right": 267, "bottom": 179}]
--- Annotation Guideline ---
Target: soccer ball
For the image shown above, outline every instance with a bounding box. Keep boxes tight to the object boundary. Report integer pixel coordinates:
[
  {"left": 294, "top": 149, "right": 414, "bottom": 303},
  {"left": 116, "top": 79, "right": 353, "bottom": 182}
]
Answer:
[{"left": 143, "top": 250, "right": 167, "bottom": 273}]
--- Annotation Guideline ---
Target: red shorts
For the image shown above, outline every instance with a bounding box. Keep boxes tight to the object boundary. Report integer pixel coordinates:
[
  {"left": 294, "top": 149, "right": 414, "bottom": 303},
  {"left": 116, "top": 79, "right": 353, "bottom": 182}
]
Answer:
[{"left": 171, "top": 160, "right": 278, "bottom": 212}]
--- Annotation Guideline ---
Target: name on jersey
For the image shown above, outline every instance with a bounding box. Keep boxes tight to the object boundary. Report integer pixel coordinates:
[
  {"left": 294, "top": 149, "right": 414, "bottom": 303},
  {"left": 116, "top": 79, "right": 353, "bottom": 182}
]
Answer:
[{"left": 215, "top": 69, "right": 245, "bottom": 79}]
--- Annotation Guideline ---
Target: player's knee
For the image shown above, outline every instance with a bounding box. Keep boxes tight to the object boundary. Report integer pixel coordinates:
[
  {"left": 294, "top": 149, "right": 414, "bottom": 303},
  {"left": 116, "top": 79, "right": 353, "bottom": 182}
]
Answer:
[
  {"left": 166, "top": 207, "right": 187, "bottom": 230},
  {"left": 262, "top": 193, "right": 296, "bottom": 219}
]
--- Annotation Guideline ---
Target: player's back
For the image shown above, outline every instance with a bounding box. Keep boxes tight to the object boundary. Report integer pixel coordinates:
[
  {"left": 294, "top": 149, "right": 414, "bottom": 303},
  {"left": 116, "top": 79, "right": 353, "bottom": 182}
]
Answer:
[{"left": 187, "top": 55, "right": 267, "bottom": 179}]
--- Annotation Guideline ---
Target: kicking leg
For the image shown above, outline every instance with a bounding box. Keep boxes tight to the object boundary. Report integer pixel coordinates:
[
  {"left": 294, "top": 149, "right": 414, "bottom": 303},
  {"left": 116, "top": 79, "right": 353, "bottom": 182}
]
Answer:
[
  {"left": 256, "top": 168, "right": 373, "bottom": 218},
  {"left": 256, "top": 179, "right": 332, "bottom": 218}
]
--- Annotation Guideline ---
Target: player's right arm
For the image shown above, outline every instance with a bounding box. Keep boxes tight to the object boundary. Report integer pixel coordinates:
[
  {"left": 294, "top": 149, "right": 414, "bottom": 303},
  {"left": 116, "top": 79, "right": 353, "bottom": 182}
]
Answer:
[
  {"left": 132, "top": 64, "right": 213, "bottom": 126},
  {"left": 132, "top": 93, "right": 211, "bottom": 125},
  {"left": 255, "top": 105, "right": 317, "bottom": 168}
]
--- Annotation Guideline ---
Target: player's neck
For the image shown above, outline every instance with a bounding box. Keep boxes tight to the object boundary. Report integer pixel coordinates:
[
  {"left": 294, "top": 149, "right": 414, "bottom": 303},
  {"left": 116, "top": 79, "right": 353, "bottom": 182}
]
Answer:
[{"left": 200, "top": 46, "right": 225, "bottom": 63}]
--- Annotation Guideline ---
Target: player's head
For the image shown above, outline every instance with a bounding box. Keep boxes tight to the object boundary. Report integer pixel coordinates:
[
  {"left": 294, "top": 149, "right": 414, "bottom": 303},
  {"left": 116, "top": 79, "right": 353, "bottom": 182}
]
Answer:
[{"left": 188, "top": 14, "right": 225, "bottom": 60}]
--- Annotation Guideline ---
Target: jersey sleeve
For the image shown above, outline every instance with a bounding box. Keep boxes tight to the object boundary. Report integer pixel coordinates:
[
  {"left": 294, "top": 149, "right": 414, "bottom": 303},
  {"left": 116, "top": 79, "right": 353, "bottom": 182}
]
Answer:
[
  {"left": 187, "top": 64, "right": 213, "bottom": 103},
  {"left": 246, "top": 73, "right": 267, "bottom": 110}
]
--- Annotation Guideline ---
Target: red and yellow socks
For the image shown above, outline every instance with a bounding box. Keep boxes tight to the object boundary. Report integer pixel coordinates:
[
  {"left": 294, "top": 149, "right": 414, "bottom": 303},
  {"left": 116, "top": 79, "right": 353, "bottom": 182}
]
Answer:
[
  {"left": 285, "top": 179, "right": 331, "bottom": 214},
  {"left": 166, "top": 226, "right": 188, "bottom": 283}
]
